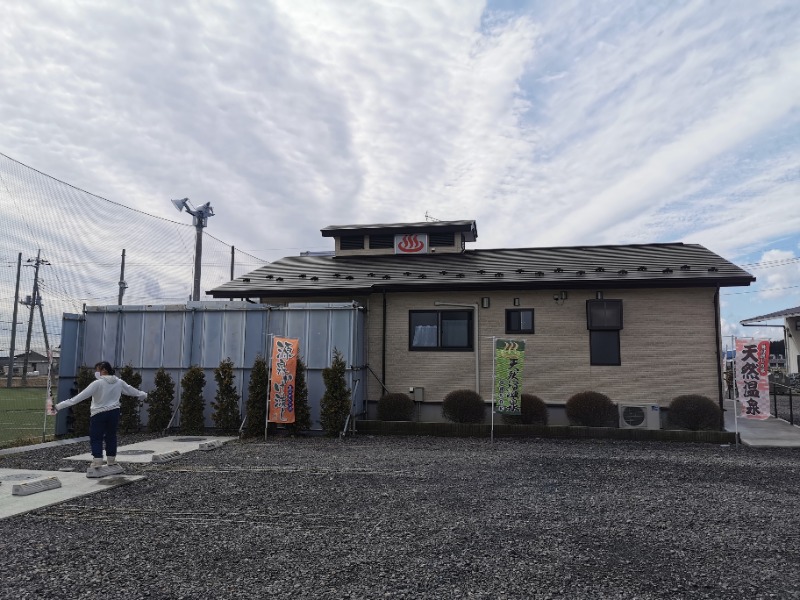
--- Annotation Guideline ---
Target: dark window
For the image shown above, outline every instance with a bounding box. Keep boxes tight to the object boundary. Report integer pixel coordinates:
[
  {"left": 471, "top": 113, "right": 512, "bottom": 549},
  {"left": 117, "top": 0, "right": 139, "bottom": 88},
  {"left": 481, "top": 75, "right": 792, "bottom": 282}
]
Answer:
[
  {"left": 369, "top": 234, "right": 394, "bottom": 249},
  {"left": 587, "top": 300, "right": 623, "bottom": 330},
  {"left": 340, "top": 235, "right": 364, "bottom": 250},
  {"left": 506, "top": 309, "right": 534, "bottom": 334},
  {"left": 590, "top": 331, "right": 620, "bottom": 365},
  {"left": 409, "top": 310, "right": 473, "bottom": 351},
  {"left": 429, "top": 232, "right": 455, "bottom": 247}
]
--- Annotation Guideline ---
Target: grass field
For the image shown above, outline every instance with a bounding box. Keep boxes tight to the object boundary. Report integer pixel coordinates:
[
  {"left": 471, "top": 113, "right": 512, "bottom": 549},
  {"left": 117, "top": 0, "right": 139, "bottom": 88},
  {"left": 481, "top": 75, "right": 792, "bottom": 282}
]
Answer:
[{"left": 0, "top": 387, "right": 56, "bottom": 446}]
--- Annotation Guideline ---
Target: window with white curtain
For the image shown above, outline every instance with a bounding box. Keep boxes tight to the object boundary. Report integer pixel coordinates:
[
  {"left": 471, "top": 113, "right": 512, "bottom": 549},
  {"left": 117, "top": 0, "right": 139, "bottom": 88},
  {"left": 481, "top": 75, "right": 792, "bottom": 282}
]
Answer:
[{"left": 409, "top": 310, "right": 473, "bottom": 351}]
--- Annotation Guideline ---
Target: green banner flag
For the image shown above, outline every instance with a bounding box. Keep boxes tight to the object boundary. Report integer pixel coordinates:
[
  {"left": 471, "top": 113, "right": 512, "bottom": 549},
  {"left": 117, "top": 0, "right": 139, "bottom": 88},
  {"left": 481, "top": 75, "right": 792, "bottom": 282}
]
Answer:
[{"left": 494, "top": 338, "right": 525, "bottom": 414}]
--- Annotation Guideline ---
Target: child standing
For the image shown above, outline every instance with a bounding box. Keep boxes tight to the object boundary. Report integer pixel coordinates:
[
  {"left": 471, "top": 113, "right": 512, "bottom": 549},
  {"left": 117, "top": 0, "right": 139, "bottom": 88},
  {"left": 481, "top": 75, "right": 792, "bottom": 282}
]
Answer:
[{"left": 54, "top": 361, "right": 147, "bottom": 467}]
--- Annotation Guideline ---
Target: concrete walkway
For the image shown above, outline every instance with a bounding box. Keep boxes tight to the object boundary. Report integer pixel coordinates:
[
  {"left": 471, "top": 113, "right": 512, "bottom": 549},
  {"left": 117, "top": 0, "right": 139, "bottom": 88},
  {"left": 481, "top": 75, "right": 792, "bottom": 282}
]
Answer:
[
  {"left": 724, "top": 399, "right": 800, "bottom": 447},
  {"left": 0, "top": 437, "right": 89, "bottom": 457}
]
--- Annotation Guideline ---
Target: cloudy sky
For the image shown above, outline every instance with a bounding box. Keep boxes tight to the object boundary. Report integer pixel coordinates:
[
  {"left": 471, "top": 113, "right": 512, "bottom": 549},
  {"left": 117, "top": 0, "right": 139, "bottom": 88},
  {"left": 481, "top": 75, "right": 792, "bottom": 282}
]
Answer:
[{"left": 2, "top": 0, "right": 799, "bottom": 344}]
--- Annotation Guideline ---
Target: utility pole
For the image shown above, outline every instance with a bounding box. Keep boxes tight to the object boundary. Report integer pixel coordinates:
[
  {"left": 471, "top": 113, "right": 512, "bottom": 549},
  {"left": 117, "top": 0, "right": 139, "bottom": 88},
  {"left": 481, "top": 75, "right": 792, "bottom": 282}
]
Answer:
[
  {"left": 171, "top": 199, "right": 215, "bottom": 301},
  {"left": 118, "top": 248, "right": 127, "bottom": 305},
  {"left": 6, "top": 253, "right": 21, "bottom": 388},
  {"left": 22, "top": 250, "right": 49, "bottom": 385}
]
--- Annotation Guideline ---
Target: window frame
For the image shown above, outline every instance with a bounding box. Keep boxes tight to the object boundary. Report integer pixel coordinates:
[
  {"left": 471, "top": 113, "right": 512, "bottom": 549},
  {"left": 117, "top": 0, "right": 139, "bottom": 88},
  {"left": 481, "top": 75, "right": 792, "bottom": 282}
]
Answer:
[
  {"left": 587, "top": 299, "right": 623, "bottom": 366},
  {"left": 586, "top": 299, "right": 623, "bottom": 330},
  {"left": 340, "top": 235, "right": 364, "bottom": 250},
  {"left": 505, "top": 309, "right": 535, "bottom": 334},
  {"left": 589, "top": 330, "right": 621, "bottom": 366},
  {"left": 409, "top": 309, "right": 474, "bottom": 351}
]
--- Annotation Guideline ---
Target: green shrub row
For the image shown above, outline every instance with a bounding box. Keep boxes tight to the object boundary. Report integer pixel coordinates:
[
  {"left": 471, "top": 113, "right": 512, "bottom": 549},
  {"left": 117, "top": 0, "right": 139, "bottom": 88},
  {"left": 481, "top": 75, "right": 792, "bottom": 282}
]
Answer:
[
  {"left": 375, "top": 389, "right": 722, "bottom": 431},
  {"left": 65, "top": 354, "right": 318, "bottom": 436}
]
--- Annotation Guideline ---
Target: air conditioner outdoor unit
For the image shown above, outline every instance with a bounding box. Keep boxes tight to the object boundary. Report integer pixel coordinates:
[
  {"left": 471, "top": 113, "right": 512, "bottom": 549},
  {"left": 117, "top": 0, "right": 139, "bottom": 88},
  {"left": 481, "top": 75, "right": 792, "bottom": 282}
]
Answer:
[{"left": 618, "top": 404, "right": 661, "bottom": 429}]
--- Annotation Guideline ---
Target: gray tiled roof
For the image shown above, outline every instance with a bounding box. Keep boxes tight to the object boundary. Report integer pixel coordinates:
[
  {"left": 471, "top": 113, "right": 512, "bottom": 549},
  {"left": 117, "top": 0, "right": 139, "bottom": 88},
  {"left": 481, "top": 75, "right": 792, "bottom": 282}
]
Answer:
[
  {"left": 208, "top": 243, "right": 755, "bottom": 299},
  {"left": 741, "top": 305, "right": 800, "bottom": 323}
]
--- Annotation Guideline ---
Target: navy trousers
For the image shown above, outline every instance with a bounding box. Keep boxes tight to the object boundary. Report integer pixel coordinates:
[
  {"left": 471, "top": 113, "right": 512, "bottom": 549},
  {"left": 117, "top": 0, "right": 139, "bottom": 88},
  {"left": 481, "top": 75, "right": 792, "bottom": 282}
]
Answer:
[{"left": 89, "top": 408, "right": 120, "bottom": 458}]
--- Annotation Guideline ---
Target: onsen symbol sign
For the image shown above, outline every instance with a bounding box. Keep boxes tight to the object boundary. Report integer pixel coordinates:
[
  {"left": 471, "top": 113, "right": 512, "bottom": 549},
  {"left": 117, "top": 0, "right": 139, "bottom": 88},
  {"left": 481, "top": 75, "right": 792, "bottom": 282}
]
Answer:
[{"left": 395, "top": 234, "right": 428, "bottom": 254}]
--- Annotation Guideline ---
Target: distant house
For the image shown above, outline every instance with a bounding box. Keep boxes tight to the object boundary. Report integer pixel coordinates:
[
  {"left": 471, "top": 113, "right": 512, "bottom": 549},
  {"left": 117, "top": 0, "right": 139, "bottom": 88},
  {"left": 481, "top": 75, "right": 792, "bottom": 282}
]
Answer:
[
  {"left": 0, "top": 350, "right": 56, "bottom": 376},
  {"left": 741, "top": 306, "right": 800, "bottom": 375},
  {"left": 209, "top": 220, "right": 755, "bottom": 423}
]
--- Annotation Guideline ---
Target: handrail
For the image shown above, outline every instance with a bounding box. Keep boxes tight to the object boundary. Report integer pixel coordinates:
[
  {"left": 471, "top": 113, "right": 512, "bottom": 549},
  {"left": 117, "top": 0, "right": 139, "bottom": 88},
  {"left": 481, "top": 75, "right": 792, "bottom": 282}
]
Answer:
[
  {"left": 769, "top": 380, "right": 800, "bottom": 392},
  {"left": 363, "top": 364, "right": 390, "bottom": 396},
  {"left": 340, "top": 379, "right": 360, "bottom": 439}
]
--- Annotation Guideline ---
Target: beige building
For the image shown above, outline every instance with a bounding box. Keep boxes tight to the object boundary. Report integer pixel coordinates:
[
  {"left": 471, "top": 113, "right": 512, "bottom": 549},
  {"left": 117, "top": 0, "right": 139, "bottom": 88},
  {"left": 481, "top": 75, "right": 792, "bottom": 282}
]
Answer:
[
  {"left": 209, "top": 220, "right": 755, "bottom": 423},
  {"left": 741, "top": 305, "right": 800, "bottom": 375}
]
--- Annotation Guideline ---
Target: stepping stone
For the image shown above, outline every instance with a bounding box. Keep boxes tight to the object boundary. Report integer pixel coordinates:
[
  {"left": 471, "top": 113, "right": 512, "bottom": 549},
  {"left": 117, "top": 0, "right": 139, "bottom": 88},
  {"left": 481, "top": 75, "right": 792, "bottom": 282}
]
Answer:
[
  {"left": 12, "top": 477, "right": 62, "bottom": 496},
  {"left": 199, "top": 440, "right": 224, "bottom": 451},
  {"left": 151, "top": 450, "right": 181, "bottom": 463}
]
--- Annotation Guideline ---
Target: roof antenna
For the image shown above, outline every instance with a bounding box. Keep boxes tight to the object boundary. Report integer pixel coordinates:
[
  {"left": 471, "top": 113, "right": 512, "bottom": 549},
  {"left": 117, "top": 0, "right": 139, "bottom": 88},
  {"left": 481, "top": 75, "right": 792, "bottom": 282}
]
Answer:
[{"left": 425, "top": 211, "right": 441, "bottom": 222}]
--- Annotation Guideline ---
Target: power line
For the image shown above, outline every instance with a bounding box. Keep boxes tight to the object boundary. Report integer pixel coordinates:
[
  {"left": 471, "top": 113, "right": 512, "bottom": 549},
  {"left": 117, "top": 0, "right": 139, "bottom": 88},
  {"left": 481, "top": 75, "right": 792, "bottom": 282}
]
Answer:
[{"left": 722, "top": 284, "right": 800, "bottom": 296}]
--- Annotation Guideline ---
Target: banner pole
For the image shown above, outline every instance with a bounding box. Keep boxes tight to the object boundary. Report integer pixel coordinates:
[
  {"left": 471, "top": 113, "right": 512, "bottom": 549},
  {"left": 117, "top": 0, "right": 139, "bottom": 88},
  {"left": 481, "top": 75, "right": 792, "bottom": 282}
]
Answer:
[
  {"left": 491, "top": 336, "right": 496, "bottom": 444},
  {"left": 733, "top": 342, "right": 739, "bottom": 449},
  {"left": 265, "top": 361, "right": 271, "bottom": 443},
  {"left": 42, "top": 350, "right": 54, "bottom": 442}
]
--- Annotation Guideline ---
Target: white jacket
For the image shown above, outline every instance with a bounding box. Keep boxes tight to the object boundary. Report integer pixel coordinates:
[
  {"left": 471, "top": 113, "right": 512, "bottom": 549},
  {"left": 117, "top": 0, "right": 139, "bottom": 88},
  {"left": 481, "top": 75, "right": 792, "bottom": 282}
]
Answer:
[{"left": 56, "top": 375, "right": 147, "bottom": 416}]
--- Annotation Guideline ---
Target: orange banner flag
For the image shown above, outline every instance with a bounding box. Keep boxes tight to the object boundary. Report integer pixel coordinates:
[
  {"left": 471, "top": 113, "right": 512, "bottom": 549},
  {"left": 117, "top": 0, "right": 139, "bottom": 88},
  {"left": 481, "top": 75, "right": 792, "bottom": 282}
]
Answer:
[{"left": 268, "top": 337, "right": 299, "bottom": 423}]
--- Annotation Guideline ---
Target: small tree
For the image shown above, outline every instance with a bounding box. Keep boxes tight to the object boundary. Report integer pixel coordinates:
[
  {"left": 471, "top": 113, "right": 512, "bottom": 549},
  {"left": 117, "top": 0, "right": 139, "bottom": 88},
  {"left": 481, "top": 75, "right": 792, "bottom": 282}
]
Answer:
[
  {"left": 243, "top": 355, "right": 269, "bottom": 438},
  {"left": 180, "top": 365, "right": 206, "bottom": 434},
  {"left": 286, "top": 357, "right": 311, "bottom": 435},
  {"left": 211, "top": 358, "right": 241, "bottom": 432},
  {"left": 68, "top": 366, "right": 94, "bottom": 435},
  {"left": 320, "top": 348, "right": 351, "bottom": 436},
  {"left": 146, "top": 367, "right": 175, "bottom": 432},
  {"left": 118, "top": 364, "right": 143, "bottom": 434}
]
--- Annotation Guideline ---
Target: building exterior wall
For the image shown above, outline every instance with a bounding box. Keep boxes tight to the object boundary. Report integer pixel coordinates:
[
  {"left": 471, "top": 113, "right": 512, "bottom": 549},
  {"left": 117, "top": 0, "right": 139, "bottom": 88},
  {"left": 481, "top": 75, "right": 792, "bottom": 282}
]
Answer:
[
  {"left": 363, "top": 287, "right": 721, "bottom": 418},
  {"left": 786, "top": 317, "right": 800, "bottom": 374}
]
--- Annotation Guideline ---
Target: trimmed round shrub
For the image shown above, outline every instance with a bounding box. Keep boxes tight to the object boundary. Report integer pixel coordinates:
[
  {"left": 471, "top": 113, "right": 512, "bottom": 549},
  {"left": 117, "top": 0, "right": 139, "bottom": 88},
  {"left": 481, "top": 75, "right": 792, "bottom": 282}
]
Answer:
[
  {"left": 565, "top": 391, "right": 616, "bottom": 427},
  {"left": 521, "top": 393, "right": 548, "bottom": 425},
  {"left": 501, "top": 393, "right": 549, "bottom": 426},
  {"left": 377, "top": 393, "right": 415, "bottom": 421},
  {"left": 442, "top": 389, "right": 486, "bottom": 423},
  {"left": 668, "top": 394, "right": 721, "bottom": 431}
]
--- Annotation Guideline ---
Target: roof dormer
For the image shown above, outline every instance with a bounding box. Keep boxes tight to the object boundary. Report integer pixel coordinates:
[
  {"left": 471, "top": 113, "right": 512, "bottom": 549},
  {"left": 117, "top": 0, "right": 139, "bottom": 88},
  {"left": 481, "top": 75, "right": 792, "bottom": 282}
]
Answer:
[{"left": 321, "top": 220, "right": 478, "bottom": 257}]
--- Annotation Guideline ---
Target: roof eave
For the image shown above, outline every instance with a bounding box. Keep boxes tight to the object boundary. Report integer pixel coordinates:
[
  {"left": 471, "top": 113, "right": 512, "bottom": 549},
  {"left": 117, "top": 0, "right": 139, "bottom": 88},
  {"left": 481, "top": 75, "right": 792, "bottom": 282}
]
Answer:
[{"left": 207, "top": 276, "right": 755, "bottom": 299}]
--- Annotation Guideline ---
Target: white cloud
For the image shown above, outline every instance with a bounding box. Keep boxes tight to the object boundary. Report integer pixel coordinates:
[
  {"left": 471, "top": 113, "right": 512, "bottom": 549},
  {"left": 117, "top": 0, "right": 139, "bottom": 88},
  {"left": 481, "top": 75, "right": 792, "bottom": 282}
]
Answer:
[
  {"left": 1, "top": 0, "right": 799, "bottom": 344},
  {"left": 750, "top": 249, "right": 800, "bottom": 300}
]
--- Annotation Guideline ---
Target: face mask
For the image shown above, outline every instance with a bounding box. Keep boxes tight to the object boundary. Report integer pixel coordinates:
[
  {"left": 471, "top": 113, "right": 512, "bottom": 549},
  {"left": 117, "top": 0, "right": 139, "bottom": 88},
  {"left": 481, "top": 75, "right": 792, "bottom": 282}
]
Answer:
[{"left": 95, "top": 371, "right": 102, "bottom": 380}]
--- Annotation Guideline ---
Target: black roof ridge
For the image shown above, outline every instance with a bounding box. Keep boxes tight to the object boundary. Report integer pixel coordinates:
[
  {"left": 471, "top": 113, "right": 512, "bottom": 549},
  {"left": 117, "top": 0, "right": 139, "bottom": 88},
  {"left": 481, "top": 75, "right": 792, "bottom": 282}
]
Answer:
[{"left": 468, "top": 242, "right": 693, "bottom": 252}]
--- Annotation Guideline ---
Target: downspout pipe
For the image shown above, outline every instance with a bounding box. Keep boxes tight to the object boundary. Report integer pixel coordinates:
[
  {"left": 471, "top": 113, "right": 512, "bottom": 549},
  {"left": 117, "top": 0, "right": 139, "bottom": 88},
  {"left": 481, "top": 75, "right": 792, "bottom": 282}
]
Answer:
[
  {"left": 713, "top": 287, "right": 725, "bottom": 430},
  {"left": 435, "top": 301, "right": 480, "bottom": 394},
  {"left": 382, "top": 289, "right": 387, "bottom": 389}
]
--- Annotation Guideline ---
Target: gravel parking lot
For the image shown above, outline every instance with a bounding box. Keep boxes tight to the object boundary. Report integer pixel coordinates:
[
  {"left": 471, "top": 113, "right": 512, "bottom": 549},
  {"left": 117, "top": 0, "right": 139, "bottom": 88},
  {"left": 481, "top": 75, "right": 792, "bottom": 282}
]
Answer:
[{"left": 1, "top": 434, "right": 799, "bottom": 600}]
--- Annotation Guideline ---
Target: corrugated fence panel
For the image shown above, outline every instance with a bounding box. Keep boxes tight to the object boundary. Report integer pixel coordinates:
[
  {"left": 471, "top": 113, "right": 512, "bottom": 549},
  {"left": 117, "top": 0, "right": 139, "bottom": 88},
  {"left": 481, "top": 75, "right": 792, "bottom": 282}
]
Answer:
[
  {"left": 221, "top": 310, "right": 246, "bottom": 365},
  {"left": 142, "top": 312, "right": 164, "bottom": 368},
  {"left": 331, "top": 310, "right": 354, "bottom": 367},
  {"left": 307, "top": 310, "right": 330, "bottom": 368},
  {"left": 59, "top": 302, "right": 365, "bottom": 431},
  {"left": 121, "top": 311, "right": 144, "bottom": 367},
  {"left": 243, "top": 310, "right": 268, "bottom": 366},
  {"left": 55, "top": 314, "right": 82, "bottom": 434},
  {"left": 83, "top": 312, "right": 105, "bottom": 366},
  {"left": 102, "top": 312, "right": 119, "bottom": 365},
  {"left": 163, "top": 312, "right": 185, "bottom": 369},
  {"left": 201, "top": 310, "right": 224, "bottom": 369}
]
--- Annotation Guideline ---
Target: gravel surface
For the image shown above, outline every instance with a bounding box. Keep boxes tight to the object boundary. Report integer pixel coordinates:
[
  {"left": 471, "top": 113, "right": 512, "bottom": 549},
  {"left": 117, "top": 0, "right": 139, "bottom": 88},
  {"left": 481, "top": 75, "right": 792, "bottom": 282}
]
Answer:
[{"left": 1, "top": 433, "right": 799, "bottom": 599}]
